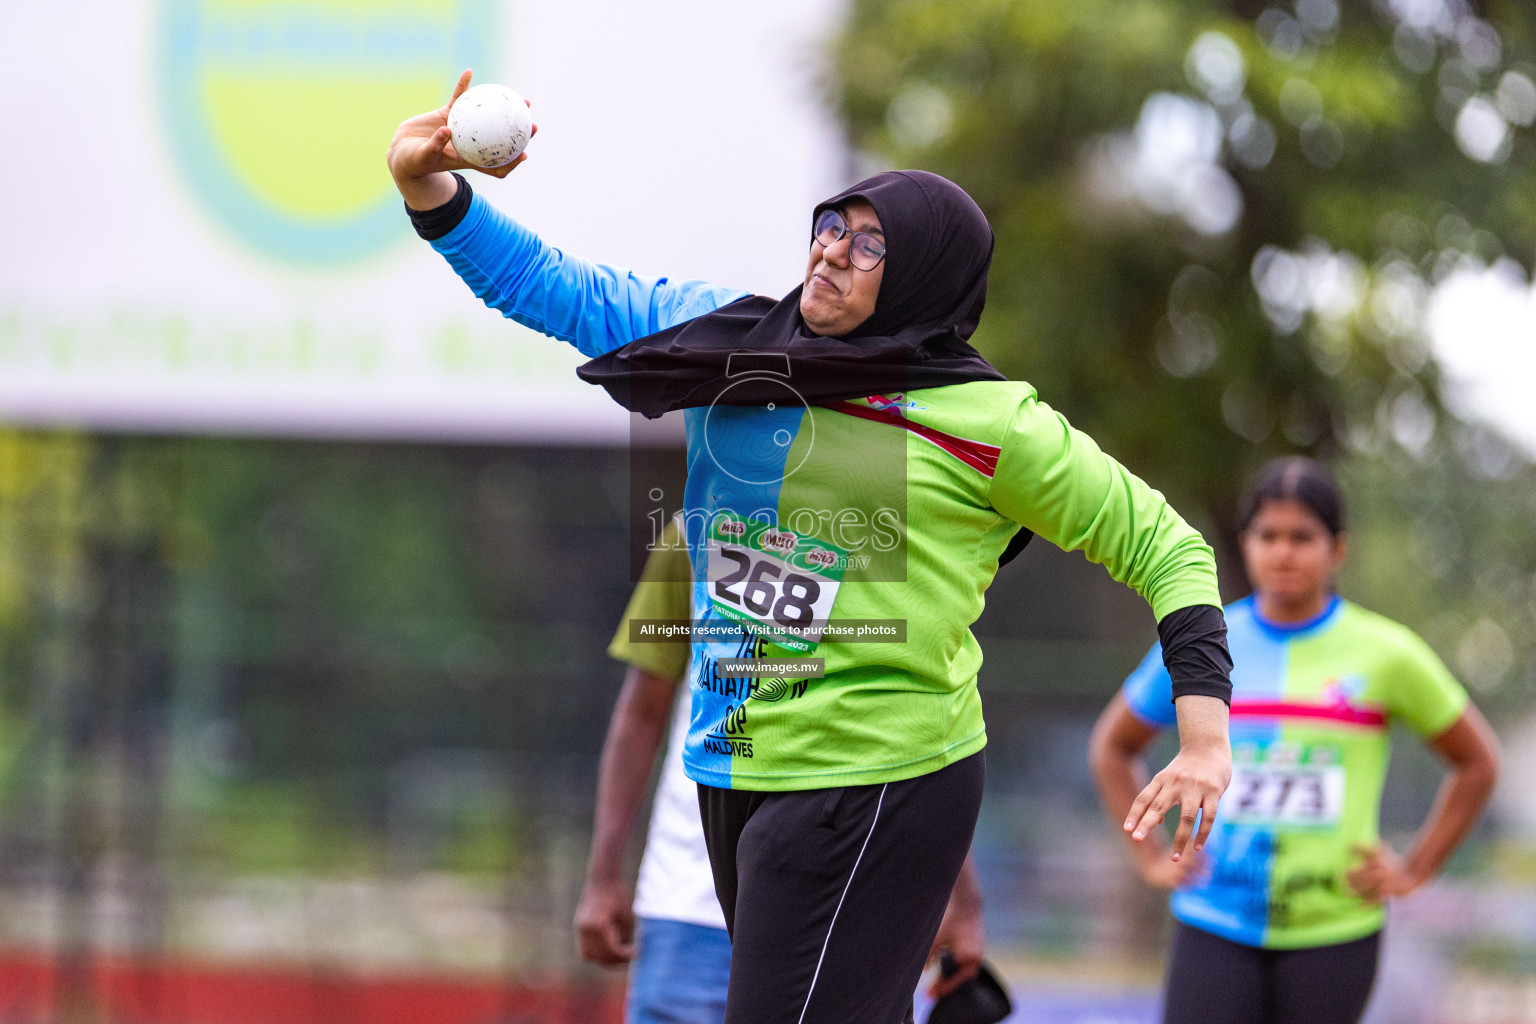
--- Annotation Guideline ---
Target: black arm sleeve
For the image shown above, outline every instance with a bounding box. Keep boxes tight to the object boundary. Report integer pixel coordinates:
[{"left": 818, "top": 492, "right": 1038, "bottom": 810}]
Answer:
[
  {"left": 405, "top": 172, "right": 473, "bottom": 241},
  {"left": 1157, "top": 603, "right": 1233, "bottom": 705}
]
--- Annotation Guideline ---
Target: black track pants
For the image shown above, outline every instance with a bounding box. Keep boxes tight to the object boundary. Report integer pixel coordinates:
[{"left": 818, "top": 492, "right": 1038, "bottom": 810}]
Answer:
[
  {"left": 698, "top": 751, "right": 984, "bottom": 1024},
  {"left": 1162, "top": 920, "right": 1381, "bottom": 1024}
]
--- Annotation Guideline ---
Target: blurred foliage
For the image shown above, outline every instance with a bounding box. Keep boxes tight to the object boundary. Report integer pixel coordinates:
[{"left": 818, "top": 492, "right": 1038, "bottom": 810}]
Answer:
[
  {"left": 1340, "top": 428, "right": 1536, "bottom": 709},
  {"left": 831, "top": 0, "right": 1536, "bottom": 571},
  {"left": 0, "top": 430, "right": 631, "bottom": 876}
]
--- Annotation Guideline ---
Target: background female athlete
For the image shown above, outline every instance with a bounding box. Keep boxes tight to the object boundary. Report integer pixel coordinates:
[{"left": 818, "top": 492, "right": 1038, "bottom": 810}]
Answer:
[{"left": 1090, "top": 457, "right": 1501, "bottom": 1024}]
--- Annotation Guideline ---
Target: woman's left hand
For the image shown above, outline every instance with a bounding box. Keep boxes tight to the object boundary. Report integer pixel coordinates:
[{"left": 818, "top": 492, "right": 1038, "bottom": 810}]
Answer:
[
  {"left": 1124, "top": 695, "right": 1231, "bottom": 863},
  {"left": 1346, "top": 843, "right": 1423, "bottom": 902}
]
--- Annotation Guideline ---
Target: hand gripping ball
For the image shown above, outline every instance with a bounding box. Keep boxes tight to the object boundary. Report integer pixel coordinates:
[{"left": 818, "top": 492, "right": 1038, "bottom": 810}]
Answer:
[{"left": 448, "top": 84, "right": 533, "bottom": 169}]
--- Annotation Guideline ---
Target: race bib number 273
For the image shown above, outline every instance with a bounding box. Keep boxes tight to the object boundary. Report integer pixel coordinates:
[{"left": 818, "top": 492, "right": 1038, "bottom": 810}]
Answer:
[
  {"left": 706, "top": 512, "right": 850, "bottom": 653},
  {"left": 1223, "top": 745, "right": 1345, "bottom": 828}
]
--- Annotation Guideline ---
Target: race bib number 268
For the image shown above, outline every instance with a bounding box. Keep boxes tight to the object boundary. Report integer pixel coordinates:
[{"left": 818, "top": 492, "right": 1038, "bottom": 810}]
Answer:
[{"left": 706, "top": 512, "right": 849, "bottom": 653}]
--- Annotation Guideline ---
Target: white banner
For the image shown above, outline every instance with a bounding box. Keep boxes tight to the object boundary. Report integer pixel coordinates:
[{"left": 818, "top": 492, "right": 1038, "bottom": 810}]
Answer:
[{"left": 0, "top": 0, "right": 844, "bottom": 443}]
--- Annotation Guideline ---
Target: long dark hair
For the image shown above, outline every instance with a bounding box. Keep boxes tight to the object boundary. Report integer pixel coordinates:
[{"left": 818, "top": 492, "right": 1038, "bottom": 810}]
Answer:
[{"left": 1238, "top": 458, "right": 1347, "bottom": 536}]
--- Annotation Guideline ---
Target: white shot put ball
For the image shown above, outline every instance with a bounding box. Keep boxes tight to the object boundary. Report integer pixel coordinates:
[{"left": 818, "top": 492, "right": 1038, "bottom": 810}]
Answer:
[{"left": 448, "top": 84, "right": 533, "bottom": 169}]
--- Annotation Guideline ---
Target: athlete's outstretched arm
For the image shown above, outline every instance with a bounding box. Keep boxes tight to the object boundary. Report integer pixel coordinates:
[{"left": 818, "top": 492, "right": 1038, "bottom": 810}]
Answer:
[
  {"left": 574, "top": 664, "right": 680, "bottom": 966},
  {"left": 388, "top": 72, "right": 746, "bottom": 359},
  {"left": 1089, "top": 695, "right": 1206, "bottom": 884},
  {"left": 1347, "top": 705, "right": 1500, "bottom": 901},
  {"left": 989, "top": 395, "right": 1232, "bottom": 860},
  {"left": 988, "top": 395, "right": 1221, "bottom": 623}
]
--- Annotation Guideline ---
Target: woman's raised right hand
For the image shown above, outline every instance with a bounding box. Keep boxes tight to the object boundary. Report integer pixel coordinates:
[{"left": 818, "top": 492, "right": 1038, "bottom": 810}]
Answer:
[{"left": 387, "top": 69, "right": 536, "bottom": 209}]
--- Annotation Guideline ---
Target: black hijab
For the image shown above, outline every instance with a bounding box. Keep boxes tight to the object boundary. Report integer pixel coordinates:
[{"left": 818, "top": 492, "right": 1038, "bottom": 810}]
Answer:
[{"left": 576, "top": 170, "right": 1005, "bottom": 417}]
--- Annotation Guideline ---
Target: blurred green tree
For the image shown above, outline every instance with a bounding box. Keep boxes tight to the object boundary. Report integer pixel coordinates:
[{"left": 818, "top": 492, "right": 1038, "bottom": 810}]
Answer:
[
  {"left": 1340, "top": 430, "right": 1536, "bottom": 710},
  {"left": 831, "top": 0, "right": 1536, "bottom": 577}
]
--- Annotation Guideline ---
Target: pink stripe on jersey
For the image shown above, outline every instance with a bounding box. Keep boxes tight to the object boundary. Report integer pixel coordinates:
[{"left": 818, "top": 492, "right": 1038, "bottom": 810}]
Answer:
[
  {"left": 1230, "top": 700, "right": 1387, "bottom": 728},
  {"left": 830, "top": 401, "right": 1001, "bottom": 477}
]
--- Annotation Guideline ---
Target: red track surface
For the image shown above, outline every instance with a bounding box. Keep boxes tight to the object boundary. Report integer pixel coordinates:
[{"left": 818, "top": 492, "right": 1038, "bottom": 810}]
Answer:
[{"left": 0, "top": 953, "right": 624, "bottom": 1024}]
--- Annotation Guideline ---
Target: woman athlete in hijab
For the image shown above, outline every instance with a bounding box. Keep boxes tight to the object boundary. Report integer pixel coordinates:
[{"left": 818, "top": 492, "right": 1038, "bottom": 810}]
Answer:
[{"left": 388, "top": 72, "right": 1235, "bottom": 1024}]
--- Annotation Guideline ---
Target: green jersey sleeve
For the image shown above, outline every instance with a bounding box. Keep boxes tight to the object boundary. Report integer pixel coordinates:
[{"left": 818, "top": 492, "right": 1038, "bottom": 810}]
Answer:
[
  {"left": 1383, "top": 628, "right": 1469, "bottom": 738},
  {"left": 606, "top": 519, "right": 694, "bottom": 680},
  {"left": 987, "top": 395, "right": 1221, "bottom": 621}
]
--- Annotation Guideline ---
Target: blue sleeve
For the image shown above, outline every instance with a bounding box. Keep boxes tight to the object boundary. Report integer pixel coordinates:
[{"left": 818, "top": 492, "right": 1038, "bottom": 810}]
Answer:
[
  {"left": 1122, "top": 641, "right": 1177, "bottom": 728},
  {"left": 431, "top": 193, "right": 751, "bottom": 358}
]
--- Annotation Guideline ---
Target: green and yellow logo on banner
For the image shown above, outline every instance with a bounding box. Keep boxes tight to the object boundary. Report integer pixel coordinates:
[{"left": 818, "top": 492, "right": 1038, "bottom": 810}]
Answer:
[{"left": 158, "top": 0, "right": 498, "bottom": 265}]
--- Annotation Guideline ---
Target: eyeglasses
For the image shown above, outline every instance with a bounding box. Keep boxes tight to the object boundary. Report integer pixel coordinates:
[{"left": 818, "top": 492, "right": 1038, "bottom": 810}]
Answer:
[{"left": 812, "top": 209, "right": 887, "bottom": 271}]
